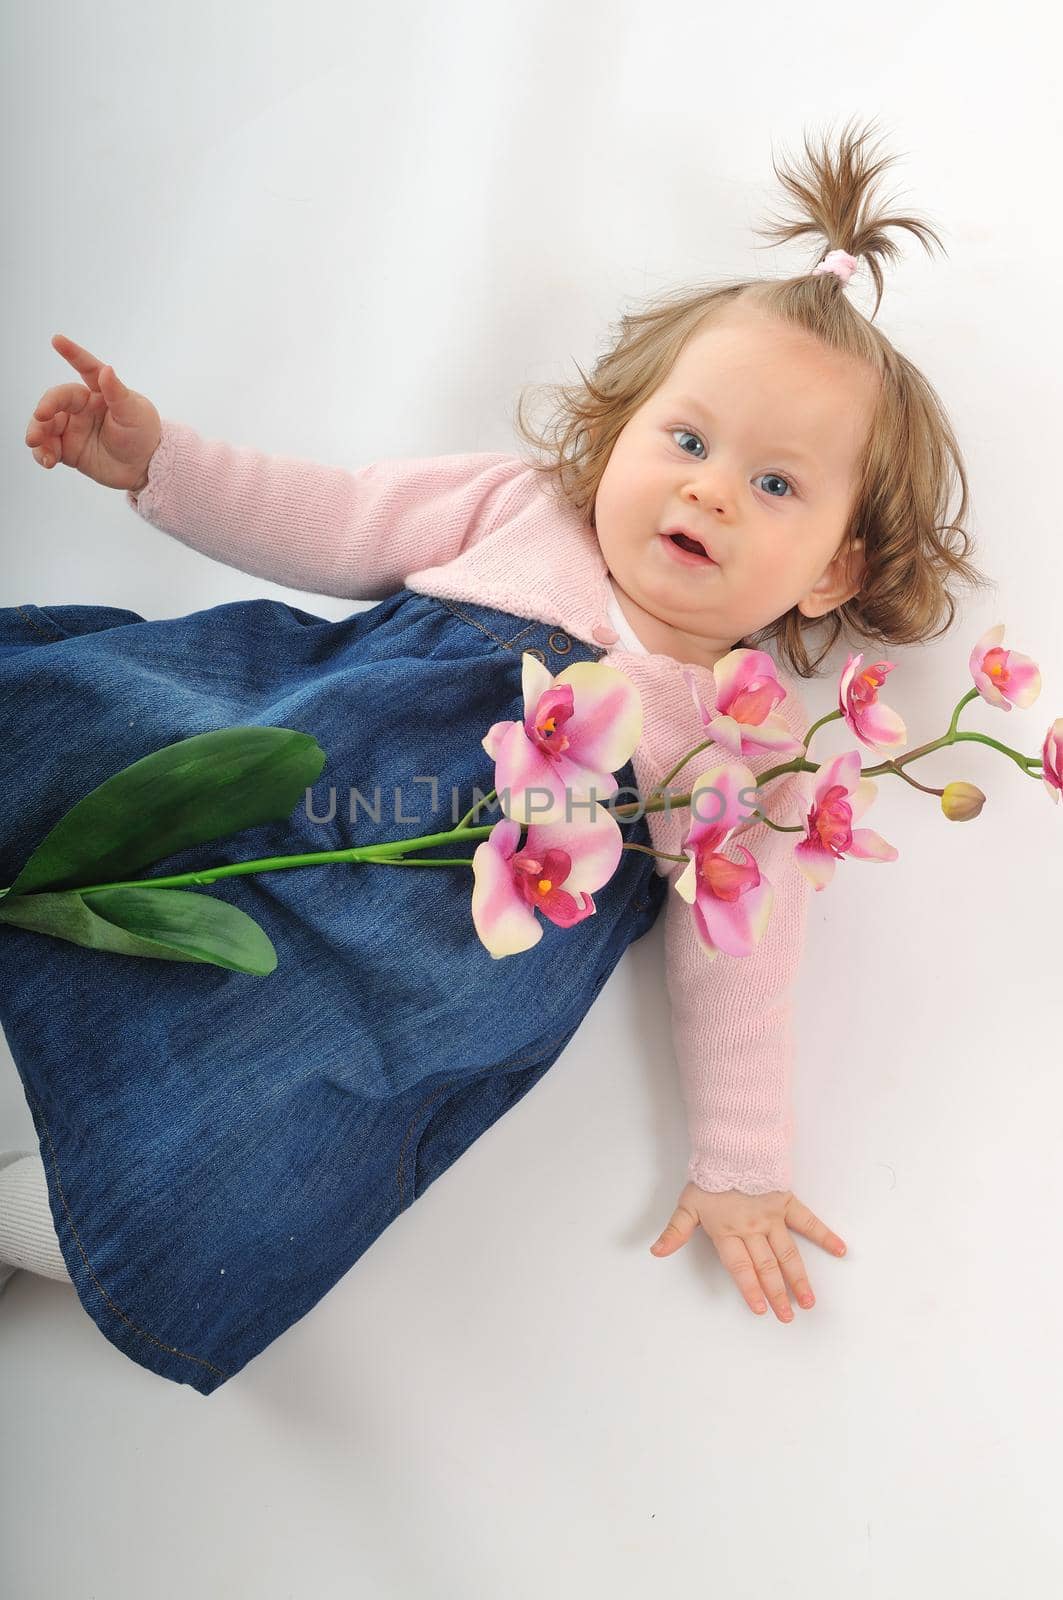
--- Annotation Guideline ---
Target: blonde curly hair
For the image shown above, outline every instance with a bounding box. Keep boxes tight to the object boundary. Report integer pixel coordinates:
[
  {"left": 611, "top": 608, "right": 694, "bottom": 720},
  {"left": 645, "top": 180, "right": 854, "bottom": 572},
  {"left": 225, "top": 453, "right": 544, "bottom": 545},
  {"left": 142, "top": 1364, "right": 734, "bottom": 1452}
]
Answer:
[{"left": 512, "top": 114, "right": 995, "bottom": 680}]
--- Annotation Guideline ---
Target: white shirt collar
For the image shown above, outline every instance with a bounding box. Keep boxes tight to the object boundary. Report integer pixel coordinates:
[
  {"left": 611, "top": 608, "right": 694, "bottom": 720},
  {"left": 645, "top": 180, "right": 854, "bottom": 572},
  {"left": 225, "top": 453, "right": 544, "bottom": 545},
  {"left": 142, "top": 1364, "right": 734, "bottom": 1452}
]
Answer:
[{"left": 604, "top": 576, "right": 649, "bottom": 655}]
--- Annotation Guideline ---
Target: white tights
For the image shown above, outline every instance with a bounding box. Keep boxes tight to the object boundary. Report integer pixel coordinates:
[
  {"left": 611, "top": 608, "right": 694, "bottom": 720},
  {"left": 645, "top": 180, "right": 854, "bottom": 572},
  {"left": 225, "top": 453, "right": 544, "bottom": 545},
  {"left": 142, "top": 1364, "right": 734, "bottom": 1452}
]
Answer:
[{"left": 0, "top": 1149, "right": 73, "bottom": 1286}]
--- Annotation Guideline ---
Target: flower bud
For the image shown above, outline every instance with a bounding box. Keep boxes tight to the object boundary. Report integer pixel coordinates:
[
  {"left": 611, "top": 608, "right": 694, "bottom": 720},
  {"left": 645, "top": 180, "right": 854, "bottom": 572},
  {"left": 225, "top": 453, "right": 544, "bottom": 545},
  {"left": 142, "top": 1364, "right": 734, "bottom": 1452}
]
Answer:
[{"left": 940, "top": 781, "right": 986, "bottom": 822}]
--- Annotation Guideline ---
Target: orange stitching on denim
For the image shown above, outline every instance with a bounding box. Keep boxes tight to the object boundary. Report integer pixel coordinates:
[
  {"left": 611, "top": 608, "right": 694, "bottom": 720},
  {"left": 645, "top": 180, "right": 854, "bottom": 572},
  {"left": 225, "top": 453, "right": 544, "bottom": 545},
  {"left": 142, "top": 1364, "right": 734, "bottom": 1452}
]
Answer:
[
  {"left": 15, "top": 604, "right": 61, "bottom": 640},
  {"left": 436, "top": 598, "right": 605, "bottom": 661},
  {"left": 436, "top": 599, "right": 538, "bottom": 652},
  {"left": 395, "top": 1025, "right": 579, "bottom": 1210},
  {"left": 29, "top": 1096, "right": 232, "bottom": 1384}
]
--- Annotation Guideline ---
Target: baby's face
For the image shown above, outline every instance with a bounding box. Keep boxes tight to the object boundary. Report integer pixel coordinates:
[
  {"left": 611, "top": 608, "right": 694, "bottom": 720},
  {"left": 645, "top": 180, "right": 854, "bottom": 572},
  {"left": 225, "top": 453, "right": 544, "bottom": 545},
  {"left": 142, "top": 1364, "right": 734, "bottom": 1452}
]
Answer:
[{"left": 592, "top": 299, "right": 880, "bottom": 668}]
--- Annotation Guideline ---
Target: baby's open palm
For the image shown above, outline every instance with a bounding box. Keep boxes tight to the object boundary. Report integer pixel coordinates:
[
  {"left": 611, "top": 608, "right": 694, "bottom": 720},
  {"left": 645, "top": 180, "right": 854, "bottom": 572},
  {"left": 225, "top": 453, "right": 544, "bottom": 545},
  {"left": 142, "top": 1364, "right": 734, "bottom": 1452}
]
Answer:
[
  {"left": 25, "top": 334, "right": 161, "bottom": 492},
  {"left": 651, "top": 1183, "right": 848, "bottom": 1321}
]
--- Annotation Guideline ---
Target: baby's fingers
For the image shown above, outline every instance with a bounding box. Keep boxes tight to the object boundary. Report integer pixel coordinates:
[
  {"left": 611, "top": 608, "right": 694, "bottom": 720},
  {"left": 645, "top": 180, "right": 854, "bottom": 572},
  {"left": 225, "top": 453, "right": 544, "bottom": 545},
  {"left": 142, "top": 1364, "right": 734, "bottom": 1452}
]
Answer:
[
  {"left": 28, "top": 412, "right": 69, "bottom": 467},
  {"left": 32, "top": 382, "right": 91, "bottom": 424},
  {"left": 26, "top": 402, "right": 69, "bottom": 467},
  {"left": 784, "top": 1195, "right": 848, "bottom": 1259},
  {"left": 27, "top": 388, "right": 102, "bottom": 468},
  {"left": 767, "top": 1224, "right": 816, "bottom": 1311},
  {"left": 51, "top": 332, "right": 107, "bottom": 390},
  {"left": 713, "top": 1233, "right": 774, "bottom": 1318}
]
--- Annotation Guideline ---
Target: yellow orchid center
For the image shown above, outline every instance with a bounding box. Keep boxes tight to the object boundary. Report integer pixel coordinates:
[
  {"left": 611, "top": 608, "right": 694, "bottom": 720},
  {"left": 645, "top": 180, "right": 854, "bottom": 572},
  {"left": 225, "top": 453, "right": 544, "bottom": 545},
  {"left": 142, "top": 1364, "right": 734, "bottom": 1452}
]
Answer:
[
  {"left": 537, "top": 878, "right": 552, "bottom": 895},
  {"left": 542, "top": 716, "right": 556, "bottom": 734}
]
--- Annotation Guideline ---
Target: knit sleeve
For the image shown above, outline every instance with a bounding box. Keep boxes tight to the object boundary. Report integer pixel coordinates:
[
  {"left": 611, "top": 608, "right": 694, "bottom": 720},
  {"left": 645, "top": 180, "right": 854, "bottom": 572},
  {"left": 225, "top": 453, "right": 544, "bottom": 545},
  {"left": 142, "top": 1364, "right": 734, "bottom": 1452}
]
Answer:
[
  {"left": 661, "top": 768, "right": 812, "bottom": 1196},
  {"left": 124, "top": 419, "right": 525, "bottom": 600}
]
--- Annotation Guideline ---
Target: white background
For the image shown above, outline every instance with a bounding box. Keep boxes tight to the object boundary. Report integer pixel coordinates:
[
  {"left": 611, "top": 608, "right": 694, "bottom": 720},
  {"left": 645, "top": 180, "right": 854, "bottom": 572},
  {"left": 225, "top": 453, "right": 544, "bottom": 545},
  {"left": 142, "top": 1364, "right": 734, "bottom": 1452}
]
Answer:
[{"left": 3, "top": 1, "right": 1061, "bottom": 1595}]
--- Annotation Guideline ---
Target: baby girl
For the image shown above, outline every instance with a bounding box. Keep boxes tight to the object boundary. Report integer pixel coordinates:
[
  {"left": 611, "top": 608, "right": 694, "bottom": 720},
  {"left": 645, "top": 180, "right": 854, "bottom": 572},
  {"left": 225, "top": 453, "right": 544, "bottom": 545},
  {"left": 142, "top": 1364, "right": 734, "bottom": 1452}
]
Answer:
[{"left": 1, "top": 117, "right": 987, "bottom": 1394}]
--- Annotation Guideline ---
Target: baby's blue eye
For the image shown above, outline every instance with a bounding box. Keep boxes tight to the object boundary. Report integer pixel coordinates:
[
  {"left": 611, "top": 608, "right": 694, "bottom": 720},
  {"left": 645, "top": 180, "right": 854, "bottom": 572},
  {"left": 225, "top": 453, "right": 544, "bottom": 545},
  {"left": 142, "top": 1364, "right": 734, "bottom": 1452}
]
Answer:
[
  {"left": 670, "top": 427, "right": 795, "bottom": 498},
  {"left": 672, "top": 428, "right": 705, "bottom": 458}
]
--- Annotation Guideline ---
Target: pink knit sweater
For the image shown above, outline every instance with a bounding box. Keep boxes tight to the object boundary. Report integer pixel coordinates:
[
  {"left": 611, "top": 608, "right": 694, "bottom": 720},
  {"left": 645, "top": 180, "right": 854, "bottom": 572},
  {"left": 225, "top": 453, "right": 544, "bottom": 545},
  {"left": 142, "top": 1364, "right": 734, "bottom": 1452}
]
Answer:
[{"left": 125, "top": 422, "right": 813, "bottom": 1195}]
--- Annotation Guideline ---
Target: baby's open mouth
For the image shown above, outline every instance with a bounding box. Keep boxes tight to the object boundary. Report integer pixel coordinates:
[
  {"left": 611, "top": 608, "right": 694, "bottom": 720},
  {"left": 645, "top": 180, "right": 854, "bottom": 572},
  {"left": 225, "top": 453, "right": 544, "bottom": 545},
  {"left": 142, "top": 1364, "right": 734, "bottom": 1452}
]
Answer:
[{"left": 667, "top": 532, "right": 714, "bottom": 561}]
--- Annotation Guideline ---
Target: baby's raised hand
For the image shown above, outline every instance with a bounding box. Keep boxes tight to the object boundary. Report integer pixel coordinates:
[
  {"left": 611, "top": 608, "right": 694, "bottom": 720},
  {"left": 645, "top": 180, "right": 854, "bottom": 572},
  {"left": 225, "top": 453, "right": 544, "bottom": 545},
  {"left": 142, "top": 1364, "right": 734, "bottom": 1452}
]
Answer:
[
  {"left": 25, "top": 334, "right": 161, "bottom": 493},
  {"left": 650, "top": 1183, "right": 847, "bottom": 1321}
]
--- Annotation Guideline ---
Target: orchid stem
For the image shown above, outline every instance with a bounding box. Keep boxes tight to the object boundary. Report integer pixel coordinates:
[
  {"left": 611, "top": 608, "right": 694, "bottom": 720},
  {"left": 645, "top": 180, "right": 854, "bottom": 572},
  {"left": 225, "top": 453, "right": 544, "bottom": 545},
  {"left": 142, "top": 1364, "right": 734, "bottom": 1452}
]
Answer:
[
  {"left": 0, "top": 689, "right": 1049, "bottom": 904},
  {"left": 643, "top": 738, "right": 720, "bottom": 806},
  {"left": 369, "top": 856, "right": 476, "bottom": 867},
  {"left": 53, "top": 830, "right": 502, "bottom": 897},
  {"left": 621, "top": 843, "right": 690, "bottom": 863},
  {"left": 454, "top": 788, "right": 497, "bottom": 832},
  {"left": 624, "top": 685, "right": 1046, "bottom": 838}
]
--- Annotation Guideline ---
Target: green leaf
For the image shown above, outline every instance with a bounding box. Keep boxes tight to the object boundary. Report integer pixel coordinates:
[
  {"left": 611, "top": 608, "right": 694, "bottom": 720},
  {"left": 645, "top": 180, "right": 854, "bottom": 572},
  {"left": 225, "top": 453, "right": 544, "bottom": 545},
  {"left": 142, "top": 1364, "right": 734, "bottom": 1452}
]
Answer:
[
  {"left": 5, "top": 726, "right": 327, "bottom": 898},
  {"left": 0, "top": 884, "right": 278, "bottom": 975}
]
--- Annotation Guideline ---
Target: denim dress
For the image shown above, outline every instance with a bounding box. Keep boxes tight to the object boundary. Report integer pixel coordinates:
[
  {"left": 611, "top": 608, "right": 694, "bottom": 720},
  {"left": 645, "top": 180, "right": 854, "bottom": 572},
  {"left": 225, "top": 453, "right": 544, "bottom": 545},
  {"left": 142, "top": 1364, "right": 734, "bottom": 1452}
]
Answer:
[{"left": 0, "top": 589, "right": 667, "bottom": 1395}]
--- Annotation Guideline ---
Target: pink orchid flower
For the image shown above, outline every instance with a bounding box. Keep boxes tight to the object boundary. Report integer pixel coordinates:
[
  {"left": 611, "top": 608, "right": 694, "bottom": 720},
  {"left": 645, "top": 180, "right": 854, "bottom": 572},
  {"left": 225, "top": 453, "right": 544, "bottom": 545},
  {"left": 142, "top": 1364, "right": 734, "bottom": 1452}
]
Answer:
[
  {"left": 1041, "top": 717, "right": 1063, "bottom": 805},
  {"left": 673, "top": 761, "right": 776, "bottom": 960},
  {"left": 470, "top": 809, "right": 624, "bottom": 958},
  {"left": 793, "top": 749, "right": 899, "bottom": 892},
  {"left": 481, "top": 652, "right": 643, "bottom": 826},
  {"left": 969, "top": 623, "right": 1041, "bottom": 710},
  {"left": 838, "top": 652, "right": 907, "bottom": 752},
  {"left": 681, "top": 648, "right": 806, "bottom": 760}
]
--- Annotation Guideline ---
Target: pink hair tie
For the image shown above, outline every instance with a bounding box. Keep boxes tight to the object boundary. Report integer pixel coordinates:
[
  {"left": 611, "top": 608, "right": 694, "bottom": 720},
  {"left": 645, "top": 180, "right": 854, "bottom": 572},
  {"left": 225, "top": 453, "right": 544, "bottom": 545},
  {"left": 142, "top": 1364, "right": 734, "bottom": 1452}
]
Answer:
[{"left": 812, "top": 248, "right": 859, "bottom": 285}]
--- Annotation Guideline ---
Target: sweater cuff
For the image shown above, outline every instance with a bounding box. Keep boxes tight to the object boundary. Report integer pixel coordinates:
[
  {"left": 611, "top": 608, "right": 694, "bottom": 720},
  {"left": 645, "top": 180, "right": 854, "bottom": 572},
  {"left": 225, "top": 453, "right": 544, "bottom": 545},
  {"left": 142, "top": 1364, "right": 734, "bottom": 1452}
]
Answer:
[
  {"left": 124, "top": 418, "right": 180, "bottom": 521},
  {"left": 687, "top": 1151, "right": 792, "bottom": 1197}
]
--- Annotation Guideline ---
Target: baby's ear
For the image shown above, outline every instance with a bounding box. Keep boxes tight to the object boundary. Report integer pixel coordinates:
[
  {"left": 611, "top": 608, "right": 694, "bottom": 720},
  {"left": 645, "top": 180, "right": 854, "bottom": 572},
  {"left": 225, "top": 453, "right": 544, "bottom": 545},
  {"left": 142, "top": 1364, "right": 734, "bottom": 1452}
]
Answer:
[
  {"left": 835, "top": 534, "right": 866, "bottom": 601},
  {"left": 799, "top": 536, "right": 866, "bottom": 619}
]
